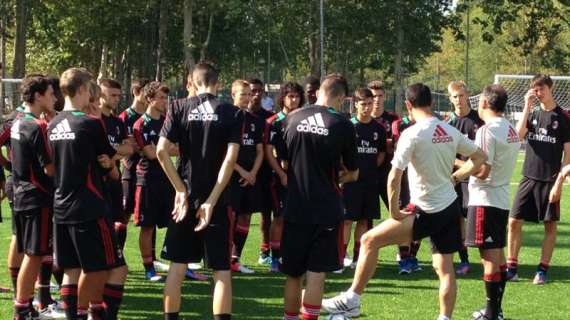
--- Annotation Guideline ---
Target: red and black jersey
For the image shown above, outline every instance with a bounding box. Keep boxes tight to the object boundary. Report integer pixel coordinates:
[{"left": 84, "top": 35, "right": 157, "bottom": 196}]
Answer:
[
  {"left": 374, "top": 111, "right": 400, "bottom": 139},
  {"left": 523, "top": 106, "right": 570, "bottom": 181},
  {"left": 102, "top": 113, "right": 128, "bottom": 149},
  {"left": 160, "top": 94, "right": 243, "bottom": 207},
  {"left": 48, "top": 111, "right": 117, "bottom": 224},
  {"left": 446, "top": 109, "right": 484, "bottom": 161},
  {"left": 282, "top": 105, "right": 358, "bottom": 225},
  {"left": 118, "top": 107, "right": 143, "bottom": 180},
  {"left": 133, "top": 113, "right": 166, "bottom": 185},
  {"left": 252, "top": 107, "right": 274, "bottom": 182},
  {"left": 0, "top": 107, "right": 26, "bottom": 168},
  {"left": 349, "top": 117, "right": 386, "bottom": 186},
  {"left": 265, "top": 111, "right": 288, "bottom": 162},
  {"left": 10, "top": 112, "right": 53, "bottom": 211},
  {"left": 236, "top": 110, "right": 264, "bottom": 171},
  {"left": 392, "top": 115, "right": 415, "bottom": 145}
]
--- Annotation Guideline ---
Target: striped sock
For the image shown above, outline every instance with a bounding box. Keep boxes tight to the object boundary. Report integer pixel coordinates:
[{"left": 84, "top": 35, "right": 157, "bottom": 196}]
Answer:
[
  {"left": 103, "top": 283, "right": 124, "bottom": 320},
  {"left": 302, "top": 303, "right": 320, "bottom": 319},
  {"left": 284, "top": 311, "right": 299, "bottom": 320}
]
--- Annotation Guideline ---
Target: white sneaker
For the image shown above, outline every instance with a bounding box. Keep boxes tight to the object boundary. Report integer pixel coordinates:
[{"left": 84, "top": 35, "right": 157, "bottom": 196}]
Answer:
[
  {"left": 187, "top": 263, "right": 202, "bottom": 270},
  {"left": 154, "top": 261, "right": 170, "bottom": 272},
  {"left": 343, "top": 256, "right": 353, "bottom": 268},
  {"left": 333, "top": 268, "right": 344, "bottom": 274},
  {"left": 326, "top": 314, "right": 352, "bottom": 320},
  {"left": 237, "top": 264, "right": 255, "bottom": 274},
  {"left": 322, "top": 292, "right": 361, "bottom": 318},
  {"left": 349, "top": 262, "right": 357, "bottom": 270},
  {"left": 39, "top": 302, "right": 66, "bottom": 319}
]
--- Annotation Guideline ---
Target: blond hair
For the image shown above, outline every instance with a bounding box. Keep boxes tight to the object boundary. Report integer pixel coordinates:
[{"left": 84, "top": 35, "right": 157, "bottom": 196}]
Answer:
[{"left": 60, "top": 67, "right": 92, "bottom": 98}]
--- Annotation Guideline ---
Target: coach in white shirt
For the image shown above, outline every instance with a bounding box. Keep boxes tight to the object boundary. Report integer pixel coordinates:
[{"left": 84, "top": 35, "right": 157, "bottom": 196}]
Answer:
[
  {"left": 467, "top": 85, "right": 521, "bottom": 320},
  {"left": 323, "top": 83, "right": 487, "bottom": 320}
]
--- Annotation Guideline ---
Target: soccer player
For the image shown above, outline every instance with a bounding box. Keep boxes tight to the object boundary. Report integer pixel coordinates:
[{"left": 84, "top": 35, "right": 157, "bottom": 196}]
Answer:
[
  {"left": 507, "top": 74, "right": 570, "bottom": 284},
  {"left": 49, "top": 68, "right": 121, "bottom": 320},
  {"left": 133, "top": 81, "right": 176, "bottom": 283},
  {"left": 248, "top": 78, "right": 275, "bottom": 265},
  {"left": 368, "top": 80, "right": 399, "bottom": 209},
  {"left": 323, "top": 83, "right": 486, "bottom": 320},
  {"left": 229, "top": 80, "right": 264, "bottom": 274},
  {"left": 11, "top": 75, "right": 56, "bottom": 320},
  {"left": 467, "top": 85, "right": 521, "bottom": 320},
  {"left": 157, "top": 62, "right": 242, "bottom": 320},
  {"left": 303, "top": 75, "right": 320, "bottom": 106},
  {"left": 447, "top": 80, "right": 484, "bottom": 275},
  {"left": 280, "top": 74, "right": 359, "bottom": 320},
  {"left": 340, "top": 88, "right": 386, "bottom": 272},
  {"left": 264, "top": 81, "right": 304, "bottom": 273},
  {"left": 550, "top": 164, "right": 570, "bottom": 202}
]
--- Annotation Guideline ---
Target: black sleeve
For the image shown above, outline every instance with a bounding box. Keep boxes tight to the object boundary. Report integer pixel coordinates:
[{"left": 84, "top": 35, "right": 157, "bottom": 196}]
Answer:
[
  {"left": 341, "top": 120, "right": 358, "bottom": 171},
  {"left": 228, "top": 106, "right": 244, "bottom": 145},
  {"left": 160, "top": 101, "right": 180, "bottom": 143},
  {"left": 92, "top": 118, "right": 117, "bottom": 158},
  {"left": 119, "top": 119, "right": 128, "bottom": 142},
  {"left": 377, "top": 124, "right": 387, "bottom": 152},
  {"left": 32, "top": 121, "right": 52, "bottom": 168},
  {"left": 253, "top": 117, "right": 263, "bottom": 145}
]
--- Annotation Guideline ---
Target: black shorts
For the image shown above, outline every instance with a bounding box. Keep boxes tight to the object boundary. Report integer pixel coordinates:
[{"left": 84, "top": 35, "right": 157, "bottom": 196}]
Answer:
[
  {"left": 281, "top": 221, "right": 343, "bottom": 277},
  {"left": 511, "top": 177, "right": 560, "bottom": 223},
  {"left": 6, "top": 176, "right": 16, "bottom": 234},
  {"left": 342, "top": 183, "right": 380, "bottom": 221},
  {"left": 133, "top": 182, "right": 174, "bottom": 228},
  {"left": 466, "top": 206, "right": 508, "bottom": 249},
  {"left": 54, "top": 217, "right": 123, "bottom": 272},
  {"left": 229, "top": 178, "right": 262, "bottom": 216},
  {"left": 14, "top": 207, "right": 53, "bottom": 256},
  {"left": 411, "top": 200, "right": 462, "bottom": 254},
  {"left": 106, "top": 179, "right": 126, "bottom": 223},
  {"left": 122, "top": 178, "right": 136, "bottom": 216},
  {"left": 161, "top": 205, "right": 233, "bottom": 271},
  {"left": 258, "top": 176, "right": 273, "bottom": 213},
  {"left": 454, "top": 182, "right": 469, "bottom": 217},
  {"left": 399, "top": 171, "right": 411, "bottom": 209},
  {"left": 269, "top": 176, "right": 287, "bottom": 218}
]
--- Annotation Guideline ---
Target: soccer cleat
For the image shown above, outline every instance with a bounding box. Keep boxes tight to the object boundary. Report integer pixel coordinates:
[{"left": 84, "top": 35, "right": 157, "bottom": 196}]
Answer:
[
  {"left": 455, "top": 262, "right": 470, "bottom": 275},
  {"left": 409, "top": 257, "right": 422, "bottom": 272},
  {"left": 258, "top": 252, "right": 272, "bottom": 265},
  {"left": 231, "top": 262, "right": 255, "bottom": 274},
  {"left": 333, "top": 268, "right": 344, "bottom": 274},
  {"left": 145, "top": 269, "right": 163, "bottom": 282},
  {"left": 326, "top": 314, "right": 352, "bottom": 320},
  {"left": 349, "top": 262, "right": 357, "bottom": 270},
  {"left": 153, "top": 260, "right": 170, "bottom": 272},
  {"left": 322, "top": 292, "right": 361, "bottom": 318},
  {"left": 505, "top": 269, "right": 519, "bottom": 281},
  {"left": 343, "top": 256, "right": 353, "bottom": 268},
  {"left": 187, "top": 262, "right": 202, "bottom": 270},
  {"left": 39, "top": 302, "right": 66, "bottom": 319},
  {"left": 0, "top": 286, "right": 10, "bottom": 293},
  {"left": 269, "top": 258, "right": 280, "bottom": 273},
  {"left": 472, "top": 308, "right": 504, "bottom": 320},
  {"left": 532, "top": 271, "right": 546, "bottom": 285},
  {"left": 398, "top": 259, "right": 412, "bottom": 275},
  {"left": 185, "top": 269, "right": 208, "bottom": 281}
]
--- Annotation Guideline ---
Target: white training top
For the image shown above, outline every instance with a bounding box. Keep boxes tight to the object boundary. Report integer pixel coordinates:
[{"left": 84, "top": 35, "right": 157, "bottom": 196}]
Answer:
[
  {"left": 468, "top": 117, "right": 521, "bottom": 210},
  {"left": 392, "top": 116, "right": 478, "bottom": 213}
]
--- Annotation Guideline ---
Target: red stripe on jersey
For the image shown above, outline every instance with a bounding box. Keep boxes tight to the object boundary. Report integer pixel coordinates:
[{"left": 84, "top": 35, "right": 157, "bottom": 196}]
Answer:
[
  {"left": 475, "top": 206, "right": 485, "bottom": 246},
  {"left": 34, "top": 119, "right": 52, "bottom": 158},
  {"left": 227, "top": 206, "right": 235, "bottom": 266},
  {"left": 29, "top": 165, "right": 48, "bottom": 193},
  {"left": 86, "top": 164, "right": 104, "bottom": 200},
  {"left": 132, "top": 117, "right": 146, "bottom": 149},
  {"left": 331, "top": 169, "right": 341, "bottom": 195},
  {"left": 133, "top": 186, "right": 143, "bottom": 225},
  {"left": 40, "top": 207, "right": 50, "bottom": 253},
  {"left": 97, "top": 218, "right": 115, "bottom": 265}
]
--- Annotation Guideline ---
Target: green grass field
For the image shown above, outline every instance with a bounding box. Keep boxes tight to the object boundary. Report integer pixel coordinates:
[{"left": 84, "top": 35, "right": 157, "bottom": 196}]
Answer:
[{"left": 1, "top": 153, "right": 569, "bottom": 319}]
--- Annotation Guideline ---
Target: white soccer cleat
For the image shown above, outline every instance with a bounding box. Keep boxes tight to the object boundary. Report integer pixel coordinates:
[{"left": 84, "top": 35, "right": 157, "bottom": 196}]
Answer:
[
  {"left": 343, "top": 256, "right": 353, "bottom": 268},
  {"left": 187, "top": 263, "right": 202, "bottom": 270},
  {"left": 322, "top": 292, "right": 361, "bottom": 318},
  {"left": 154, "top": 261, "right": 170, "bottom": 272},
  {"left": 237, "top": 264, "right": 255, "bottom": 274}
]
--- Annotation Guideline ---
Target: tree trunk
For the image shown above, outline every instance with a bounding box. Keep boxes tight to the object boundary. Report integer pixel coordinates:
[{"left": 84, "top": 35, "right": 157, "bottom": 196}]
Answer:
[
  {"left": 0, "top": 14, "right": 6, "bottom": 113},
  {"left": 199, "top": 12, "right": 214, "bottom": 62},
  {"left": 156, "top": 0, "right": 168, "bottom": 81},
  {"left": 98, "top": 44, "right": 109, "bottom": 81},
  {"left": 12, "top": 0, "right": 28, "bottom": 79},
  {"left": 393, "top": 14, "right": 404, "bottom": 114},
  {"left": 183, "top": 0, "right": 195, "bottom": 75},
  {"left": 308, "top": 32, "right": 319, "bottom": 77}
]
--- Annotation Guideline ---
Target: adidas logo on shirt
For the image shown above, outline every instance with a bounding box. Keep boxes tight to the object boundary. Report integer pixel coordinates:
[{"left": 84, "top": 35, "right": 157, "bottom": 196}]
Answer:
[
  {"left": 10, "top": 120, "right": 21, "bottom": 140},
  {"left": 188, "top": 101, "right": 219, "bottom": 121},
  {"left": 431, "top": 125, "right": 453, "bottom": 144},
  {"left": 507, "top": 127, "right": 520, "bottom": 143},
  {"left": 49, "top": 119, "right": 75, "bottom": 141},
  {"left": 296, "top": 113, "right": 329, "bottom": 136}
]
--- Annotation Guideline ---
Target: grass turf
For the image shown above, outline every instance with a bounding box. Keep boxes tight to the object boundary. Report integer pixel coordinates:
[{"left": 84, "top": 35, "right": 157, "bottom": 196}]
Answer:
[{"left": 0, "top": 153, "right": 569, "bottom": 319}]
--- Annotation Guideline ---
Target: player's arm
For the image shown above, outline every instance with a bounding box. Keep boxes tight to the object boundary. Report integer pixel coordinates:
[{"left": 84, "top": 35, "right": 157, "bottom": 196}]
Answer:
[
  {"left": 387, "top": 167, "right": 408, "bottom": 220},
  {"left": 157, "top": 136, "right": 187, "bottom": 222},
  {"left": 516, "top": 89, "right": 535, "bottom": 140},
  {"left": 265, "top": 123, "right": 287, "bottom": 186},
  {"left": 250, "top": 143, "right": 264, "bottom": 180},
  {"left": 452, "top": 148, "right": 486, "bottom": 183},
  {"left": 141, "top": 144, "right": 157, "bottom": 160},
  {"left": 194, "top": 142, "right": 240, "bottom": 231},
  {"left": 549, "top": 143, "right": 570, "bottom": 203},
  {"left": 339, "top": 121, "right": 359, "bottom": 184}
]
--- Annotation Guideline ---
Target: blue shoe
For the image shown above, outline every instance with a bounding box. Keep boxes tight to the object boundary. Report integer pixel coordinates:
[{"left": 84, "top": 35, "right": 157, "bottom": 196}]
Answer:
[
  {"left": 409, "top": 257, "right": 422, "bottom": 272},
  {"left": 398, "top": 258, "right": 412, "bottom": 275},
  {"left": 145, "top": 269, "right": 163, "bottom": 282},
  {"left": 185, "top": 269, "right": 208, "bottom": 281},
  {"left": 455, "top": 262, "right": 470, "bottom": 275},
  {"left": 258, "top": 252, "right": 272, "bottom": 265},
  {"left": 269, "top": 257, "right": 280, "bottom": 273},
  {"left": 506, "top": 268, "right": 519, "bottom": 281}
]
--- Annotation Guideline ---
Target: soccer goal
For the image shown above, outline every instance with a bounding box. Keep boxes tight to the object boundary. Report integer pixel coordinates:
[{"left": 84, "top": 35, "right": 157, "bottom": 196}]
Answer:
[{"left": 1, "top": 78, "right": 23, "bottom": 115}]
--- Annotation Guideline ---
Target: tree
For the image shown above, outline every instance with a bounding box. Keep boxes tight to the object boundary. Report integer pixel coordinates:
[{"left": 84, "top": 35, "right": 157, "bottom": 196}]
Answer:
[{"left": 12, "top": 0, "right": 28, "bottom": 79}]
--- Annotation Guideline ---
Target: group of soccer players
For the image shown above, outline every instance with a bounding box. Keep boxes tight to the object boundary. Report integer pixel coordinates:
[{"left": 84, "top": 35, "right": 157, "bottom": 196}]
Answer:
[{"left": 1, "top": 63, "right": 569, "bottom": 320}]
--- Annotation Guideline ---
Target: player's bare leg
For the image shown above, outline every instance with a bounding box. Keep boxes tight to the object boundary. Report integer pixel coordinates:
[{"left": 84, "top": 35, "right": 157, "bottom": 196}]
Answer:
[
  {"left": 163, "top": 262, "right": 186, "bottom": 314},
  {"left": 533, "top": 221, "right": 557, "bottom": 284},
  {"left": 352, "top": 219, "right": 369, "bottom": 266},
  {"left": 259, "top": 210, "right": 272, "bottom": 264},
  {"left": 140, "top": 226, "right": 160, "bottom": 281},
  {"left": 61, "top": 269, "right": 81, "bottom": 319},
  {"left": 78, "top": 270, "right": 109, "bottom": 318},
  {"left": 432, "top": 253, "right": 456, "bottom": 319},
  {"left": 212, "top": 270, "right": 232, "bottom": 316},
  {"left": 506, "top": 218, "right": 524, "bottom": 279},
  {"left": 8, "top": 235, "right": 24, "bottom": 296},
  {"left": 283, "top": 275, "right": 302, "bottom": 319},
  {"left": 13, "top": 255, "right": 42, "bottom": 317},
  {"left": 269, "top": 216, "right": 283, "bottom": 272}
]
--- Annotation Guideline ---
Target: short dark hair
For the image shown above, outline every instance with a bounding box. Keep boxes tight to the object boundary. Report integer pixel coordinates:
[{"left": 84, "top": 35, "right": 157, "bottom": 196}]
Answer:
[
  {"left": 60, "top": 68, "right": 92, "bottom": 98},
  {"left": 248, "top": 78, "right": 264, "bottom": 87},
  {"left": 47, "top": 76, "right": 64, "bottom": 111},
  {"left": 278, "top": 82, "right": 305, "bottom": 110},
  {"left": 405, "top": 83, "right": 432, "bottom": 108},
  {"left": 192, "top": 61, "right": 219, "bottom": 88},
  {"left": 320, "top": 73, "right": 348, "bottom": 99},
  {"left": 143, "top": 81, "right": 170, "bottom": 100},
  {"left": 530, "top": 74, "right": 553, "bottom": 89},
  {"left": 131, "top": 79, "right": 151, "bottom": 96},
  {"left": 20, "top": 74, "right": 50, "bottom": 104},
  {"left": 367, "top": 80, "right": 385, "bottom": 92},
  {"left": 99, "top": 78, "right": 122, "bottom": 90},
  {"left": 482, "top": 84, "right": 508, "bottom": 113},
  {"left": 353, "top": 87, "right": 373, "bottom": 103},
  {"left": 304, "top": 75, "right": 320, "bottom": 88}
]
